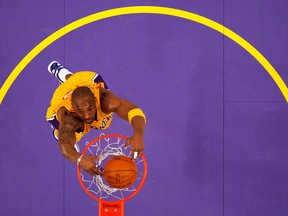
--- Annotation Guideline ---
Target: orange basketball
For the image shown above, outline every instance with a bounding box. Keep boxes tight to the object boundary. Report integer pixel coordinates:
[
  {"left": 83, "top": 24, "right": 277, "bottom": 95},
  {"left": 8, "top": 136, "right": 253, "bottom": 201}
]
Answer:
[{"left": 103, "top": 155, "right": 138, "bottom": 189}]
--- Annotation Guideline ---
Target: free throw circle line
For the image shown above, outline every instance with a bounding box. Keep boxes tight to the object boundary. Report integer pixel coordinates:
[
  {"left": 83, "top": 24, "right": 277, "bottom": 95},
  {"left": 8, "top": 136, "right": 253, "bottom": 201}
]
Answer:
[{"left": 1, "top": 6, "right": 287, "bottom": 104}]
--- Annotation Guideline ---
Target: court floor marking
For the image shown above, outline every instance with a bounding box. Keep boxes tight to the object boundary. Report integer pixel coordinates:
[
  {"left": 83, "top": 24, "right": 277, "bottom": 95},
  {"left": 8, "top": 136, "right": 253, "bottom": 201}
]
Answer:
[{"left": 1, "top": 6, "right": 287, "bottom": 104}]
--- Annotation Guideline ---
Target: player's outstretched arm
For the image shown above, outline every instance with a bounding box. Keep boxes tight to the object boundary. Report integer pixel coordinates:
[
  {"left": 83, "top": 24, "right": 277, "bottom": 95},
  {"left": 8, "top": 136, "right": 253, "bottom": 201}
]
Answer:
[
  {"left": 57, "top": 107, "right": 101, "bottom": 175},
  {"left": 100, "top": 88, "right": 146, "bottom": 158},
  {"left": 57, "top": 107, "right": 82, "bottom": 163}
]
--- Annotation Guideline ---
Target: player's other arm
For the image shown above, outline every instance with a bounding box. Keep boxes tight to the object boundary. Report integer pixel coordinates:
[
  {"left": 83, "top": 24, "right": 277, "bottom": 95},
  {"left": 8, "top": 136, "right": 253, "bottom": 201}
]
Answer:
[
  {"left": 57, "top": 107, "right": 82, "bottom": 163},
  {"left": 100, "top": 88, "right": 146, "bottom": 156},
  {"left": 57, "top": 107, "right": 101, "bottom": 175}
]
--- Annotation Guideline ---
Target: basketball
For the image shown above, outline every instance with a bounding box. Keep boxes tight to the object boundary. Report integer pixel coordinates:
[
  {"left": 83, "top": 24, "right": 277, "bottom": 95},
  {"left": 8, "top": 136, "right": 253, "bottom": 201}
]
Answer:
[{"left": 103, "top": 155, "right": 138, "bottom": 189}]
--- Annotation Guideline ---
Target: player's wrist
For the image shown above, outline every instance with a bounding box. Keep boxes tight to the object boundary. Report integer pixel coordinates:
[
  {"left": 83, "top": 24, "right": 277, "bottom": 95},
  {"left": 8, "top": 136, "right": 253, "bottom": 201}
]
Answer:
[
  {"left": 77, "top": 154, "right": 84, "bottom": 165},
  {"left": 133, "top": 131, "right": 144, "bottom": 139},
  {"left": 128, "top": 108, "right": 146, "bottom": 124}
]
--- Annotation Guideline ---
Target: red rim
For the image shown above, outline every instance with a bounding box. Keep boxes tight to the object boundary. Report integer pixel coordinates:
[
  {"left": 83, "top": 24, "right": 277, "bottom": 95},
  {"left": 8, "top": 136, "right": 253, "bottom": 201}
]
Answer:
[{"left": 77, "top": 134, "right": 147, "bottom": 202}]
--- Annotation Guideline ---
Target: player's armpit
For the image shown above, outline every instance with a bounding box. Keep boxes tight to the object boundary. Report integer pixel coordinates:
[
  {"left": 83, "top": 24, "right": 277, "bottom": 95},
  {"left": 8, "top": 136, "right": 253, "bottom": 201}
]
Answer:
[
  {"left": 57, "top": 107, "right": 83, "bottom": 130},
  {"left": 100, "top": 88, "right": 138, "bottom": 120}
]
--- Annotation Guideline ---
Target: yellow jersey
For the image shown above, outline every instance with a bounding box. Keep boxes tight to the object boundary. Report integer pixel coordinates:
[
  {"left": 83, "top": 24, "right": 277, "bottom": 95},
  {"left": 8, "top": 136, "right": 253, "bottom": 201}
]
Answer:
[{"left": 46, "top": 71, "right": 113, "bottom": 142}]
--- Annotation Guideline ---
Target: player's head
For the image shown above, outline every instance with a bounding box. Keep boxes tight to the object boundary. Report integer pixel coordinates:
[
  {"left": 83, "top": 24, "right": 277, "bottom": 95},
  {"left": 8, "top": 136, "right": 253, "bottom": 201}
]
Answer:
[{"left": 72, "top": 87, "right": 96, "bottom": 124}]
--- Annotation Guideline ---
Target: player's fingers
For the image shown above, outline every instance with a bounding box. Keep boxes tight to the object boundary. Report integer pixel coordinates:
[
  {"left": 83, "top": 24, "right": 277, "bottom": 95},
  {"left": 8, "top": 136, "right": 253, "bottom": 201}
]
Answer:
[
  {"left": 125, "top": 139, "right": 131, "bottom": 149},
  {"left": 92, "top": 155, "right": 101, "bottom": 160},
  {"left": 88, "top": 170, "right": 94, "bottom": 176},
  {"left": 96, "top": 165, "right": 103, "bottom": 175},
  {"left": 93, "top": 167, "right": 102, "bottom": 175},
  {"left": 86, "top": 154, "right": 100, "bottom": 161}
]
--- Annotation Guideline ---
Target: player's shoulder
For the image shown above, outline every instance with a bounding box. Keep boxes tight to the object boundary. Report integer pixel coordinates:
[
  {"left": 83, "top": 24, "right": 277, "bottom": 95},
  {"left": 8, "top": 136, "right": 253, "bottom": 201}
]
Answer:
[
  {"left": 57, "top": 106, "right": 72, "bottom": 119},
  {"left": 57, "top": 107, "right": 83, "bottom": 128},
  {"left": 99, "top": 88, "right": 119, "bottom": 103},
  {"left": 99, "top": 89, "right": 121, "bottom": 113}
]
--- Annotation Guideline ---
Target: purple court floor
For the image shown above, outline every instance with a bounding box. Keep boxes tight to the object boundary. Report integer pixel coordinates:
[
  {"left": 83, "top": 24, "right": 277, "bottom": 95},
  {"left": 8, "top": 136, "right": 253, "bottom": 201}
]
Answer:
[{"left": 1, "top": 1, "right": 288, "bottom": 216}]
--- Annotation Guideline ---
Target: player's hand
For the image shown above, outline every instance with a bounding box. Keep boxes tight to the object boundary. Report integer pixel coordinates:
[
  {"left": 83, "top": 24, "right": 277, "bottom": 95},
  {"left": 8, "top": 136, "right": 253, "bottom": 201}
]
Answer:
[
  {"left": 125, "top": 135, "right": 144, "bottom": 159},
  {"left": 78, "top": 155, "right": 102, "bottom": 176}
]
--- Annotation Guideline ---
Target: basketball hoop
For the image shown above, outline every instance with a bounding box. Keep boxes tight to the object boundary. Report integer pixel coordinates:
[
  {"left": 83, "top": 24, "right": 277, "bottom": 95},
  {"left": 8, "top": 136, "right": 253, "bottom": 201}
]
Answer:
[{"left": 77, "top": 133, "right": 147, "bottom": 216}]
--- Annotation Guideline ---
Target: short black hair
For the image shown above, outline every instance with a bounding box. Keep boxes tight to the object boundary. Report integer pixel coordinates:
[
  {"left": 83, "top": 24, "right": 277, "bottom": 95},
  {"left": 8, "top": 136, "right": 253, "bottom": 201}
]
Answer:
[{"left": 71, "top": 86, "right": 94, "bottom": 102}]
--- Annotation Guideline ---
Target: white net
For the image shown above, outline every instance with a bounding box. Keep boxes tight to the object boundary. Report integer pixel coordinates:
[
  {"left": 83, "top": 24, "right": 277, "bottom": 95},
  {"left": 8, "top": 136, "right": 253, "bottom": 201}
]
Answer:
[{"left": 78, "top": 133, "right": 146, "bottom": 202}]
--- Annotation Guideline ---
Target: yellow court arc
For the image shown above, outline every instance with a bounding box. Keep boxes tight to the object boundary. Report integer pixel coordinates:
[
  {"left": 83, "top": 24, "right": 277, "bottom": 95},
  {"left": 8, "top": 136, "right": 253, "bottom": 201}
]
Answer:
[{"left": 1, "top": 6, "right": 287, "bottom": 104}]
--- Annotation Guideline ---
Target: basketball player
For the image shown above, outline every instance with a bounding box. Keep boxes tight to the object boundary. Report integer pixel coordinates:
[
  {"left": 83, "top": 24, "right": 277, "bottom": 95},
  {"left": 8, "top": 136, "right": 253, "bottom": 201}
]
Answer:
[{"left": 46, "top": 61, "right": 146, "bottom": 176}]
